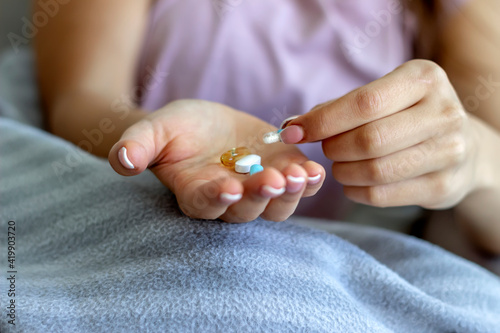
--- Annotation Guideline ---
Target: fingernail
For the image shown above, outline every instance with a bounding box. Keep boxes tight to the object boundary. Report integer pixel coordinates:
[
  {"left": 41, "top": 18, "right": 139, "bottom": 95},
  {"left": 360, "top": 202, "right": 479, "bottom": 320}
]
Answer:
[
  {"left": 286, "top": 175, "right": 306, "bottom": 193},
  {"left": 220, "top": 192, "right": 242, "bottom": 204},
  {"left": 261, "top": 185, "right": 286, "bottom": 198},
  {"left": 279, "top": 115, "right": 300, "bottom": 129},
  {"left": 279, "top": 125, "right": 304, "bottom": 144},
  {"left": 308, "top": 174, "right": 321, "bottom": 185},
  {"left": 118, "top": 147, "right": 135, "bottom": 169}
]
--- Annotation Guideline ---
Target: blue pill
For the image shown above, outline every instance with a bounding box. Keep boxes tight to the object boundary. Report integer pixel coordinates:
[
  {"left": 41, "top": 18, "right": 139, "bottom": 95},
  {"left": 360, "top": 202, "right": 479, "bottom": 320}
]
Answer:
[{"left": 249, "top": 164, "right": 264, "bottom": 175}]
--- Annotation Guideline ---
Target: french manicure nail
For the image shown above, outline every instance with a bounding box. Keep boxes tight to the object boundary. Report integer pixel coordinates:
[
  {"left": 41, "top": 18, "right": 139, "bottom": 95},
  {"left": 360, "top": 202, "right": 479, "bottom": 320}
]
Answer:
[
  {"left": 118, "top": 147, "right": 135, "bottom": 169},
  {"left": 261, "top": 185, "right": 286, "bottom": 197},
  {"left": 308, "top": 174, "right": 321, "bottom": 184},
  {"left": 220, "top": 192, "right": 242, "bottom": 203},
  {"left": 286, "top": 175, "right": 306, "bottom": 184},
  {"left": 279, "top": 125, "right": 304, "bottom": 144},
  {"left": 286, "top": 175, "right": 306, "bottom": 193}
]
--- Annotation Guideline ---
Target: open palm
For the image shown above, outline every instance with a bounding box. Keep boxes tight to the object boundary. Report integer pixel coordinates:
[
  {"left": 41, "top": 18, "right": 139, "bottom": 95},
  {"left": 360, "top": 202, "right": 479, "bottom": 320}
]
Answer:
[{"left": 109, "top": 100, "right": 325, "bottom": 222}]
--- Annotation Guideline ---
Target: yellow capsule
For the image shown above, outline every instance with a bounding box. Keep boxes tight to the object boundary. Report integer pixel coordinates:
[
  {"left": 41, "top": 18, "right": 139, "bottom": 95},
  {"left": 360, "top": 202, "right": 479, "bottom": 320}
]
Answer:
[{"left": 220, "top": 147, "right": 251, "bottom": 167}]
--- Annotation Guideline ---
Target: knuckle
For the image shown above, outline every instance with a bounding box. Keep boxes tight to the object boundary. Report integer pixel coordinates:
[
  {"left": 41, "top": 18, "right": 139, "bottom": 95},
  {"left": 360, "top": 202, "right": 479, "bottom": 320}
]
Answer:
[
  {"left": 410, "top": 59, "right": 448, "bottom": 85},
  {"left": 448, "top": 136, "right": 467, "bottom": 165},
  {"left": 432, "top": 173, "right": 454, "bottom": 200},
  {"left": 322, "top": 137, "right": 338, "bottom": 160},
  {"left": 333, "top": 163, "right": 358, "bottom": 186},
  {"left": 357, "top": 124, "right": 385, "bottom": 156},
  {"left": 364, "top": 186, "right": 388, "bottom": 207},
  {"left": 331, "top": 163, "right": 345, "bottom": 182},
  {"left": 353, "top": 88, "right": 384, "bottom": 120},
  {"left": 442, "top": 103, "right": 467, "bottom": 130},
  {"left": 367, "top": 159, "right": 394, "bottom": 184},
  {"left": 345, "top": 186, "right": 387, "bottom": 207}
]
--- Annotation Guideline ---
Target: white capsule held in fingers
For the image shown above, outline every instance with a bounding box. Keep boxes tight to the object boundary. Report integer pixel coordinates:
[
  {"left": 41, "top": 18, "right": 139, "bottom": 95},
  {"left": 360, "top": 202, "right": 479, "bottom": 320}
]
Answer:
[
  {"left": 263, "top": 131, "right": 282, "bottom": 144},
  {"left": 263, "top": 115, "right": 301, "bottom": 145},
  {"left": 235, "top": 154, "right": 262, "bottom": 173}
]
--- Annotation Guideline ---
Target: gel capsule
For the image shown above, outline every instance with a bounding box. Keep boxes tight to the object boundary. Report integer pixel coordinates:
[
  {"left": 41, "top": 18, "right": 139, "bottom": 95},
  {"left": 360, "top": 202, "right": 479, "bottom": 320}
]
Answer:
[{"left": 220, "top": 147, "right": 251, "bottom": 167}]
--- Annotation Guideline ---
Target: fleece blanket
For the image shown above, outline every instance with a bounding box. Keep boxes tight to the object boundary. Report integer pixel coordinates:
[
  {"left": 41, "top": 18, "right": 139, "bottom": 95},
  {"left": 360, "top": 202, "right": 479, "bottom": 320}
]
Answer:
[{"left": 1, "top": 49, "right": 500, "bottom": 333}]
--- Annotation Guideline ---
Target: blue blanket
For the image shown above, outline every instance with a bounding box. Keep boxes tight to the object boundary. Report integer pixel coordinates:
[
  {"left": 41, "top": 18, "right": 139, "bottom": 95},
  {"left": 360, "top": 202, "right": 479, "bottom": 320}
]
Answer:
[{"left": 1, "top": 50, "right": 500, "bottom": 332}]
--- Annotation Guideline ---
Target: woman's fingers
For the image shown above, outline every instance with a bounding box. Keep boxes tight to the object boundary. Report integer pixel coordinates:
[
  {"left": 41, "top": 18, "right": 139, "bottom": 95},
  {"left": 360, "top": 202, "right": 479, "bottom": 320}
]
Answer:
[
  {"left": 176, "top": 173, "right": 244, "bottom": 220},
  {"left": 282, "top": 60, "right": 449, "bottom": 144},
  {"left": 321, "top": 101, "right": 453, "bottom": 161},
  {"left": 344, "top": 170, "right": 467, "bottom": 209},
  {"left": 178, "top": 162, "right": 325, "bottom": 222},
  {"left": 260, "top": 164, "right": 308, "bottom": 221},
  {"left": 300, "top": 161, "right": 326, "bottom": 197},
  {"left": 219, "top": 167, "right": 286, "bottom": 223},
  {"left": 108, "top": 118, "right": 164, "bottom": 175},
  {"left": 332, "top": 134, "right": 467, "bottom": 187},
  {"left": 176, "top": 161, "right": 325, "bottom": 223}
]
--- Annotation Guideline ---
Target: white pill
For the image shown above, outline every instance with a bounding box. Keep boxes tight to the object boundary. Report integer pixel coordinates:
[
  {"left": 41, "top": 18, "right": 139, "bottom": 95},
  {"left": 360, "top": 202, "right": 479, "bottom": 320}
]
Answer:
[
  {"left": 263, "top": 131, "right": 281, "bottom": 144},
  {"left": 235, "top": 154, "right": 262, "bottom": 174}
]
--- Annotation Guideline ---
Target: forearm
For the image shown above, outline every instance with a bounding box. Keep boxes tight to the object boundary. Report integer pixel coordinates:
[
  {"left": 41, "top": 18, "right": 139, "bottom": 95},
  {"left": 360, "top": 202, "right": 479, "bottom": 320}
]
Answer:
[
  {"left": 454, "top": 116, "right": 500, "bottom": 254},
  {"left": 433, "top": 0, "right": 500, "bottom": 253},
  {"left": 47, "top": 93, "right": 147, "bottom": 157},
  {"left": 34, "top": 0, "right": 150, "bottom": 156}
]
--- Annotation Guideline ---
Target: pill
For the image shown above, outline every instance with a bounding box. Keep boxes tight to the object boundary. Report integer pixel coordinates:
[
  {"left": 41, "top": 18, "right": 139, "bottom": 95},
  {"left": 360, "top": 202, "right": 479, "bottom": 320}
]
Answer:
[
  {"left": 263, "top": 130, "right": 282, "bottom": 144},
  {"left": 249, "top": 164, "right": 264, "bottom": 175},
  {"left": 220, "top": 147, "right": 251, "bottom": 167},
  {"left": 235, "top": 154, "right": 262, "bottom": 173},
  {"left": 263, "top": 115, "right": 300, "bottom": 145}
]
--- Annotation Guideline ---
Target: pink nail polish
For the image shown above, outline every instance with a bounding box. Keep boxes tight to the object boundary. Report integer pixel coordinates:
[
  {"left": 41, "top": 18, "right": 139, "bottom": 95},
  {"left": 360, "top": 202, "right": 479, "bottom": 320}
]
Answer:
[{"left": 279, "top": 125, "right": 304, "bottom": 144}]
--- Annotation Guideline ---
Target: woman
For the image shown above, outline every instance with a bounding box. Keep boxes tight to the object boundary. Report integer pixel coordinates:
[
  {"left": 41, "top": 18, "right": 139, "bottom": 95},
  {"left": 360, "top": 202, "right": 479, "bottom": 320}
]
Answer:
[{"left": 35, "top": 0, "right": 500, "bottom": 253}]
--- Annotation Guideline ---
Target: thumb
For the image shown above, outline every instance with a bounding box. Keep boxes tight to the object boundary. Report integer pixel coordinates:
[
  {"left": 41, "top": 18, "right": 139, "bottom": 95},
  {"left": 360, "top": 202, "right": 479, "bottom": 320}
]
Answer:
[
  {"left": 279, "top": 99, "right": 338, "bottom": 144},
  {"left": 108, "top": 118, "right": 165, "bottom": 176}
]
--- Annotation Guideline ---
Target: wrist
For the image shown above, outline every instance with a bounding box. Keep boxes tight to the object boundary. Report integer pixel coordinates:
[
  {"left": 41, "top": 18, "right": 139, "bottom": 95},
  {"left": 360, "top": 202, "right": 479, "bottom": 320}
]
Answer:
[
  {"left": 453, "top": 115, "right": 500, "bottom": 254},
  {"left": 469, "top": 115, "right": 500, "bottom": 192}
]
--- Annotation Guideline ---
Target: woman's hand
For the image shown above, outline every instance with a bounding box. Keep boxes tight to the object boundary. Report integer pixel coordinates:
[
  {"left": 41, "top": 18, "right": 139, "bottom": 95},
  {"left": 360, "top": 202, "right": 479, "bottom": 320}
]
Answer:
[
  {"left": 108, "top": 99, "right": 325, "bottom": 222},
  {"left": 281, "top": 60, "right": 483, "bottom": 209}
]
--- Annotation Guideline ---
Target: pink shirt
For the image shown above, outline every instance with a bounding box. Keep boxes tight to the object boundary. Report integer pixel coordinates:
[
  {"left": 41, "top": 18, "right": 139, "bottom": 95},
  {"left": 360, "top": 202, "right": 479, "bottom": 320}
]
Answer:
[{"left": 136, "top": 0, "right": 468, "bottom": 220}]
